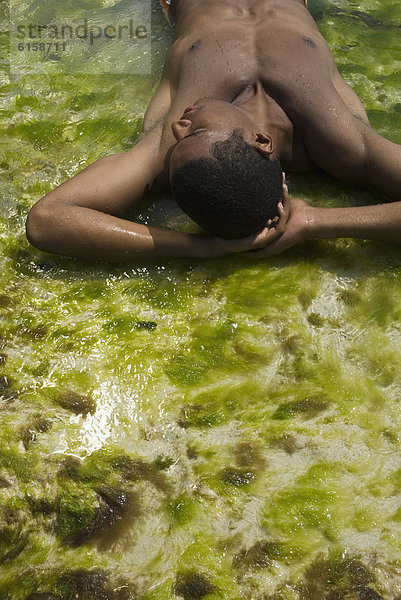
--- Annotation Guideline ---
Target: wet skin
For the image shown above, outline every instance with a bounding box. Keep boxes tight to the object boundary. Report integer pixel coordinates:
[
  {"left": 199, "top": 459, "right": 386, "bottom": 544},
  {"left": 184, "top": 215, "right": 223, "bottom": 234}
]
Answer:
[
  {"left": 169, "top": 97, "right": 281, "bottom": 178},
  {"left": 26, "top": 0, "right": 401, "bottom": 261}
]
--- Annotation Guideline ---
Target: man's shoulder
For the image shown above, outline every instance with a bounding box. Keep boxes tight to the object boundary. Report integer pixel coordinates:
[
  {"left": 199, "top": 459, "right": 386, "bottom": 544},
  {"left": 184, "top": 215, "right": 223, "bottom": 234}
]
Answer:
[{"left": 303, "top": 105, "right": 368, "bottom": 185}]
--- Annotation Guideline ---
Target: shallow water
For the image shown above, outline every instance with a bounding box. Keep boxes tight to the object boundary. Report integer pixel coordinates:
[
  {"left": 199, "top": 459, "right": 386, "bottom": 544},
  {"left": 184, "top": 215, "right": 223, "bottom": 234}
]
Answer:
[{"left": 1, "top": 0, "right": 401, "bottom": 598}]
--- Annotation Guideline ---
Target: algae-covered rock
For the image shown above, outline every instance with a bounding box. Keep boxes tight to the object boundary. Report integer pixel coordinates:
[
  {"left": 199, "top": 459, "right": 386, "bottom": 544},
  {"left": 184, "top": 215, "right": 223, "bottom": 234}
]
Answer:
[
  {"left": 58, "top": 485, "right": 140, "bottom": 550},
  {"left": 174, "top": 572, "right": 216, "bottom": 600},
  {"left": 0, "top": 508, "right": 28, "bottom": 565},
  {"left": 272, "top": 396, "right": 330, "bottom": 420},
  {"left": 110, "top": 455, "right": 171, "bottom": 492},
  {"left": 153, "top": 455, "right": 175, "bottom": 470},
  {"left": 178, "top": 404, "right": 225, "bottom": 429},
  {"left": 168, "top": 495, "right": 196, "bottom": 525}
]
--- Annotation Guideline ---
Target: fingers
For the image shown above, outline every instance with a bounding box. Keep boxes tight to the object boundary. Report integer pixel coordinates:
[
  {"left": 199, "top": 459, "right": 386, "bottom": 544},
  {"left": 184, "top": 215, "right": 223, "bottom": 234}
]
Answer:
[
  {"left": 256, "top": 220, "right": 286, "bottom": 245},
  {"left": 281, "top": 173, "right": 291, "bottom": 219}
]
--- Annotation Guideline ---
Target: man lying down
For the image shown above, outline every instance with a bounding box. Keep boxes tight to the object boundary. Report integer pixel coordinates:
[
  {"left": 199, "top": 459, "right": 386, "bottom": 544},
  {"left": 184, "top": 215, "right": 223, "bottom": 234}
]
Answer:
[{"left": 26, "top": 0, "right": 401, "bottom": 261}]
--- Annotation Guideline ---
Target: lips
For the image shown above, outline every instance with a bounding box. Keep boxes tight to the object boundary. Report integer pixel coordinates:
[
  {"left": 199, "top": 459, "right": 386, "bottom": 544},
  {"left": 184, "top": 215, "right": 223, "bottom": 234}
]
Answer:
[{"left": 181, "top": 106, "right": 199, "bottom": 118}]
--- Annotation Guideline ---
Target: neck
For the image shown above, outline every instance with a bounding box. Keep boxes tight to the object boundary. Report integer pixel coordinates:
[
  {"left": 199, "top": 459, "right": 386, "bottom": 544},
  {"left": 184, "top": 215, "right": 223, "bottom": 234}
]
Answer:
[{"left": 235, "top": 82, "right": 294, "bottom": 162}]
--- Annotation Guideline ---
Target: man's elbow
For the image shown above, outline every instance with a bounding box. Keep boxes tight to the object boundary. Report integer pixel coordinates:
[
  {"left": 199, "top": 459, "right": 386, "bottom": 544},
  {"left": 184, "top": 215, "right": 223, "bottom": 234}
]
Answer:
[{"left": 26, "top": 198, "right": 58, "bottom": 251}]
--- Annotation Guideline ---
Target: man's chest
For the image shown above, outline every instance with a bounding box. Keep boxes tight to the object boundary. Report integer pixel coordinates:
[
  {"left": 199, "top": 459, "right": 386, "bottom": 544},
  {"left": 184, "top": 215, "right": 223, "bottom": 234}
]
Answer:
[{"left": 168, "top": 20, "right": 334, "bottom": 108}]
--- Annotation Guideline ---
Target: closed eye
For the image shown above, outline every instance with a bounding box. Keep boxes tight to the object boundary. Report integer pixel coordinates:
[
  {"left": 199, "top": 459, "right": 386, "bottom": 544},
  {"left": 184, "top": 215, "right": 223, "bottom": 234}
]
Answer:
[{"left": 185, "top": 128, "right": 208, "bottom": 139}]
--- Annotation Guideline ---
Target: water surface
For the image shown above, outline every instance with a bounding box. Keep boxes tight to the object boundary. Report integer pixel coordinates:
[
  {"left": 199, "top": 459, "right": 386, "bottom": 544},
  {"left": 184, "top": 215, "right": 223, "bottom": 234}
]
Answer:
[{"left": 1, "top": 0, "right": 401, "bottom": 598}]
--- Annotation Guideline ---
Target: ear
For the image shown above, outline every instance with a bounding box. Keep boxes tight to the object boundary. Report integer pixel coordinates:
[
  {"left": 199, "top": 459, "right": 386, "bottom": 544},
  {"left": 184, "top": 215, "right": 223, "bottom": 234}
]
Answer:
[
  {"left": 252, "top": 132, "right": 274, "bottom": 156},
  {"left": 171, "top": 119, "right": 192, "bottom": 141}
]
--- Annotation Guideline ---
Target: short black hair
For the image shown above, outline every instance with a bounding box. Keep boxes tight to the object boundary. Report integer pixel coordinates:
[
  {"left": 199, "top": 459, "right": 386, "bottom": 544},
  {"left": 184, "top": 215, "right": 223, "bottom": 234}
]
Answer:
[{"left": 171, "top": 129, "right": 283, "bottom": 239}]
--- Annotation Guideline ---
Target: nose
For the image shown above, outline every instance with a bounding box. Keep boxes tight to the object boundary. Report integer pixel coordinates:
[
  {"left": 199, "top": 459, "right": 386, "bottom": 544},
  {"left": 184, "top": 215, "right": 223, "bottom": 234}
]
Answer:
[{"left": 171, "top": 119, "right": 192, "bottom": 141}]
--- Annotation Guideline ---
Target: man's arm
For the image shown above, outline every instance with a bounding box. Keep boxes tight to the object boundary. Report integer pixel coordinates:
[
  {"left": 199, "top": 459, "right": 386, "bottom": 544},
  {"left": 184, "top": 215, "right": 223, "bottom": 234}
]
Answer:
[
  {"left": 26, "top": 126, "right": 289, "bottom": 262},
  {"left": 244, "top": 195, "right": 401, "bottom": 258},
  {"left": 247, "top": 126, "right": 401, "bottom": 257},
  {"left": 304, "top": 120, "right": 401, "bottom": 244},
  {"left": 360, "top": 124, "right": 401, "bottom": 202},
  {"left": 26, "top": 127, "right": 216, "bottom": 262},
  {"left": 268, "top": 84, "right": 401, "bottom": 253}
]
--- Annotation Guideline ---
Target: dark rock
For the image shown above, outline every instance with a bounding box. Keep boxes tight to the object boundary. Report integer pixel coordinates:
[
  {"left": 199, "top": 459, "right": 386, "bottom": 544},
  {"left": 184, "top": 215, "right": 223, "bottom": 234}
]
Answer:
[
  {"left": 25, "top": 593, "right": 60, "bottom": 599},
  {"left": 0, "top": 389, "right": 19, "bottom": 403},
  {"left": 186, "top": 447, "right": 198, "bottom": 460},
  {"left": 111, "top": 455, "right": 171, "bottom": 492},
  {"left": 0, "top": 375, "right": 11, "bottom": 392},
  {"left": 135, "top": 321, "right": 157, "bottom": 331},
  {"left": 234, "top": 442, "right": 265, "bottom": 469},
  {"left": 357, "top": 586, "right": 383, "bottom": 600},
  {"left": 174, "top": 572, "right": 215, "bottom": 600},
  {"left": 34, "top": 260, "right": 56, "bottom": 273},
  {"left": 92, "top": 486, "right": 140, "bottom": 550},
  {"left": 0, "top": 295, "right": 13, "bottom": 309},
  {"left": 271, "top": 434, "right": 304, "bottom": 455},
  {"left": 281, "top": 334, "right": 300, "bottom": 353},
  {"left": 27, "top": 325, "right": 48, "bottom": 340},
  {"left": 55, "top": 391, "right": 96, "bottom": 415},
  {"left": 349, "top": 9, "right": 382, "bottom": 28},
  {"left": 65, "top": 486, "right": 140, "bottom": 550},
  {"left": 299, "top": 555, "right": 377, "bottom": 600},
  {"left": 27, "top": 496, "right": 55, "bottom": 516},
  {"left": 21, "top": 426, "right": 37, "bottom": 449},
  {"left": 34, "top": 417, "right": 52, "bottom": 433},
  {"left": 219, "top": 467, "right": 255, "bottom": 487},
  {"left": 57, "top": 456, "right": 82, "bottom": 479},
  {"left": 0, "top": 540, "right": 27, "bottom": 564},
  {"left": 307, "top": 312, "right": 325, "bottom": 327},
  {"left": 58, "top": 570, "right": 110, "bottom": 600},
  {"left": 20, "top": 416, "right": 52, "bottom": 448},
  {"left": 55, "top": 570, "right": 137, "bottom": 600},
  {"left": 233, "top": 540, "right": 283, "bottom": 570}
]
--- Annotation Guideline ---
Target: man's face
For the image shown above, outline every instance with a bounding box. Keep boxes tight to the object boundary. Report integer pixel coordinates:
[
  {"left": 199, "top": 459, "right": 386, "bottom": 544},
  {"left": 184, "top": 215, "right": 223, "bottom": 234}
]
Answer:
[{"left": 169, "top": 98, "right": 257, "bottom": 180}]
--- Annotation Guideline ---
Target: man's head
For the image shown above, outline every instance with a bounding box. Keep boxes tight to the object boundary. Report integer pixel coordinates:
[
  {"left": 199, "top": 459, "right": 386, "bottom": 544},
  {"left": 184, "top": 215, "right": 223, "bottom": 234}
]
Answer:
[{"left": 169, "top": 99, "right": 284, "bottom": 239}]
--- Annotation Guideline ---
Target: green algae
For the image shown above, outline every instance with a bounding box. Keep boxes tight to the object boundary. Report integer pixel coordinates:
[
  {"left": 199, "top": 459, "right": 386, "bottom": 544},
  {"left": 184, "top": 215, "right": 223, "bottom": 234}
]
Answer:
[
  {"left": 1, "top": 0, "right": 401, "bottom": 598},
  {"left": 168, "top": 495, "right": 197, "bottom": 526}
]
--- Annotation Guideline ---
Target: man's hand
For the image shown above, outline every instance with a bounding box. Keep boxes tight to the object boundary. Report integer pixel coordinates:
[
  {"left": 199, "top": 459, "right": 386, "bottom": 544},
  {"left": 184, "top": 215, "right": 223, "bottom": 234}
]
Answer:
[
  {"left": 244, "top": 196, "right": 311, "bottom": 257},
  {"left": 212, "top": 176, "right": 291, "bottom": 257}
]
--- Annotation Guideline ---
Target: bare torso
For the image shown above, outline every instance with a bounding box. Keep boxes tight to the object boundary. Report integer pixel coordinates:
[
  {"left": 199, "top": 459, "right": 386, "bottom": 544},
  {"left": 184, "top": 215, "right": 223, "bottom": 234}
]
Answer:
[
  {"left": 25, "top": 0, "right": 401, "bottom": 263},
  {"left": 145, "top": 0, "right": 369, "bottom": 181}
]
